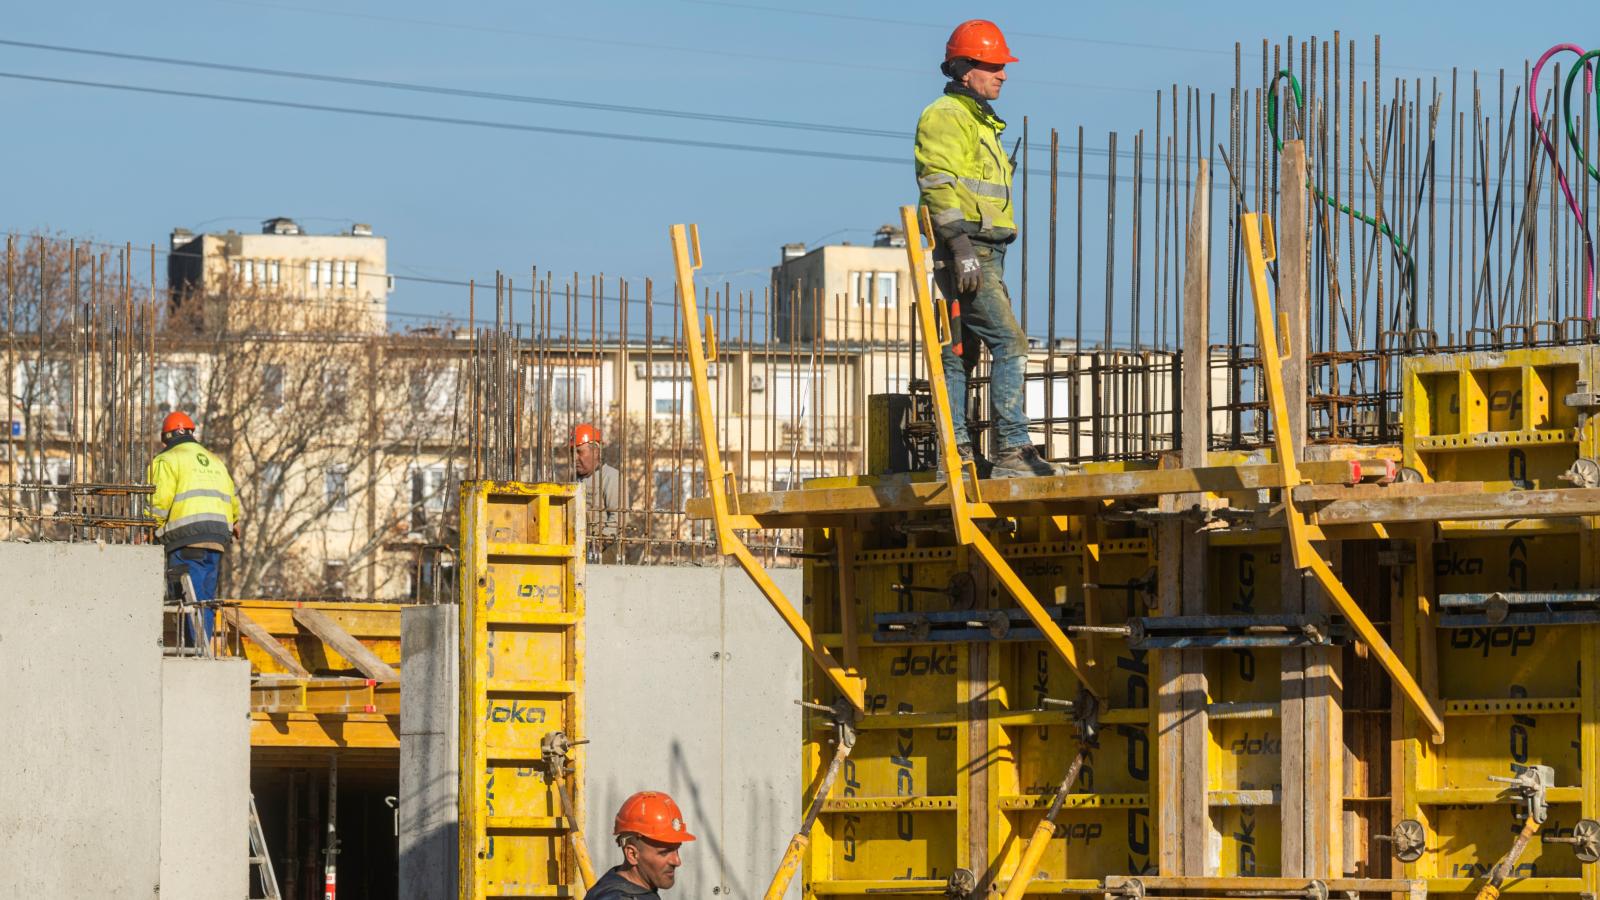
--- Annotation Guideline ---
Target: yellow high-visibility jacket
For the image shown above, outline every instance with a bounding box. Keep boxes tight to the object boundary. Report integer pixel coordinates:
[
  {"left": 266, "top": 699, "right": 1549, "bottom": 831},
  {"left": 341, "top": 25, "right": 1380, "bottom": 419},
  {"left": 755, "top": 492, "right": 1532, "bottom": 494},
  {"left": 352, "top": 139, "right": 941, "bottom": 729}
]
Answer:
[
  {"left": 145, "top": 439, "right": 240, "bottom": 550},
  {"left": 914, "top": 92, "right": 1017, "bottom": 243}
]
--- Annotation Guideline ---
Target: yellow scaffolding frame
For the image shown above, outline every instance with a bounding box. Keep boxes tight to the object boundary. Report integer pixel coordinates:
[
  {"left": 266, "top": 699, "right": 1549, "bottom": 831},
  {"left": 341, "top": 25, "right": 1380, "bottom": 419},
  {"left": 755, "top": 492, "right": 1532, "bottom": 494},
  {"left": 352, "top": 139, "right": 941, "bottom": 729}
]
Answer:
[
  {"left": 668, "top": 223, "right": 866, "bottom": 713},
  {"left": 1236, "top": 210, "right": 1446, "bottom": 739},
  {"left": 898, "top": 204, "right": 1101, "bottom": 696}
]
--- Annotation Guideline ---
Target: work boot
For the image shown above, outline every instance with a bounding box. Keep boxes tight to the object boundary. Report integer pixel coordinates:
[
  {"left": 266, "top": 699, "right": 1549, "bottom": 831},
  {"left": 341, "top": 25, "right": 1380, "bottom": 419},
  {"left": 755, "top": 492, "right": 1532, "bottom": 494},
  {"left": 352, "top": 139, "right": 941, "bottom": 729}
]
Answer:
[
  {"left": 936, "top": 443, "right": 990, "bottom": 481},
  {"left": 990, "top": 444, "right": 1065, "bottom": 479}
]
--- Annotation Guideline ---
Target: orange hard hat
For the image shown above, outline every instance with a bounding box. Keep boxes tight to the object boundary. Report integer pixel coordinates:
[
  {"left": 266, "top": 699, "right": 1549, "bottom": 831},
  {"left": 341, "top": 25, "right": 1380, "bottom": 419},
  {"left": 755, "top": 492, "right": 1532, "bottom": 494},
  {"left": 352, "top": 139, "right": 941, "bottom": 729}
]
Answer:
[
  {"left": 572, "top": 422, "right": 602, "bottom": 448},
  {"left": 945, "top": 19, "right": 1018, "bottom": 65},
  {"left": 162, "top": 411, "right": 196, "bottom": 434},
  {"left": 614, "top": 791, "right": 696, "bottom": 844}
]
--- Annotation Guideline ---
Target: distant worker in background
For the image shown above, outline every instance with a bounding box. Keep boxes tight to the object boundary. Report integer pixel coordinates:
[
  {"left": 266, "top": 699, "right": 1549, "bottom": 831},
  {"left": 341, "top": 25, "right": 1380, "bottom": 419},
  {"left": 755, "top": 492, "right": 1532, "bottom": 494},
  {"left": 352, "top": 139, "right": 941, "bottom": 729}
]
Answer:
[
  {"left": 145, "top": 411, "right": 241, "bottom": 643},
  {"left": 586, "top": 791, "right": 694, "bottom": 900},
  {"left": 572, "top": 422, "right": 621, "bottom": 555},
  {"left": 915, "top": 19, "right": 1063, "bottom": 478}
]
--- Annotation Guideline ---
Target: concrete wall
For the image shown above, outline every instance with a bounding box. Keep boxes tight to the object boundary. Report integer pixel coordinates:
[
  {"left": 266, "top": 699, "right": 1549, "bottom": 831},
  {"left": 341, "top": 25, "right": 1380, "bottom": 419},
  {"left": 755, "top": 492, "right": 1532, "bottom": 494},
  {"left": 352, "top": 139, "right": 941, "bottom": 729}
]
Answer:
[
  {"left": 0, "top": 543, "right": 165, "bottom": 899},
  {"left": 161, "top": 657, "right": 251, "bottom": 899},
  {"left": 399, "top": 604, "right": 459, "bottom": 900},
  {"left": 585, "top": 565, "right": 803, "bottom": 900}
]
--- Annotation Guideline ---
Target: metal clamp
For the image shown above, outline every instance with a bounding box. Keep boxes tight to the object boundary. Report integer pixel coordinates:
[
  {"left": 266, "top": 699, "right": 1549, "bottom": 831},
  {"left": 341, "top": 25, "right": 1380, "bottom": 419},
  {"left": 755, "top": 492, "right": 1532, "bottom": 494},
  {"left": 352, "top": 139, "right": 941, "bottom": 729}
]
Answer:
[{"left": 1489, "top": 764, "right": 1556, "bottom": 824}]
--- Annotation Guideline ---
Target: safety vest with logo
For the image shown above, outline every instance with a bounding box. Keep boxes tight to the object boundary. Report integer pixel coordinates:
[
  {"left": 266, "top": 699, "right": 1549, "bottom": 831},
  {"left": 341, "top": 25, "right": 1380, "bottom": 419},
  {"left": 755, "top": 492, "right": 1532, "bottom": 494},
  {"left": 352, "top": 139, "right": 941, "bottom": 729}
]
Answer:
[
  {"left": 145, "top": 440, "right": 240, "bottom": 550},
  {"left": 914, "top": 92, "right": 1016, "bottom": 243}
]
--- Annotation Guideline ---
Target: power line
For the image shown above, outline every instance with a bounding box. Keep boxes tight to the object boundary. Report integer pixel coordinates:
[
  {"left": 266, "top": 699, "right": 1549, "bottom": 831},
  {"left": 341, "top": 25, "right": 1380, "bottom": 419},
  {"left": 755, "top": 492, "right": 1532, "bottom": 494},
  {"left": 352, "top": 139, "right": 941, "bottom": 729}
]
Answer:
[
  {"left": 205, "top": 0, "right": 1144, "bottom": 93},
  {"left": 0, "top": 38, "right": 1152, "bottom": 157}
]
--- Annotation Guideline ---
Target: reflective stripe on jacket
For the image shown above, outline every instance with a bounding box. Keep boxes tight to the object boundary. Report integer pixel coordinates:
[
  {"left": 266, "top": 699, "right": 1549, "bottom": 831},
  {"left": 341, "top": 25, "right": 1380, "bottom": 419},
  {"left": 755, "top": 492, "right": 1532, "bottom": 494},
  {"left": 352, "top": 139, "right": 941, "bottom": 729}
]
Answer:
[
  {"left": 914, "top": 92, "right": 1016, "bottom": 242},
  {"left": 145, "top": 440, "right": 240, "bottom": 550}
]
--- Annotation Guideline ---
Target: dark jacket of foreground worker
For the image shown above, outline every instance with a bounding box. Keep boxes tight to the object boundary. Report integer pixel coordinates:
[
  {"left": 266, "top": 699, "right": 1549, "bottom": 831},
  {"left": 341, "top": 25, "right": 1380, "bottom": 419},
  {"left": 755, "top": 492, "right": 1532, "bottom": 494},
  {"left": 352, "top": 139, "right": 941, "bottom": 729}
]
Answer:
[
  {"left": 584, "top": 866, "right": 660, "bottom": 900},
  {"left": 144, "top": 436, "right": 241, "bottom": 550}
]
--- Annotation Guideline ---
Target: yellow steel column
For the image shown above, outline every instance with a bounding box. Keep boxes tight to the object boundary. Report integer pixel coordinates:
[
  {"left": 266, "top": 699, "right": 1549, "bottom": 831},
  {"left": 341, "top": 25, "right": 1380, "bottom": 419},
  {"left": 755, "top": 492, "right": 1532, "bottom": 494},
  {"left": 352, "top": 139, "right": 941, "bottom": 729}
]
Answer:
[
  {"left": 1236, "top": 210, "right": 1445, "bottom": 739},
  {"left": 900, "top": 205, "right": 1101, "bottom": 698},
  {"left": 669, "top": 223, "right": 866, "bottom": 712}
]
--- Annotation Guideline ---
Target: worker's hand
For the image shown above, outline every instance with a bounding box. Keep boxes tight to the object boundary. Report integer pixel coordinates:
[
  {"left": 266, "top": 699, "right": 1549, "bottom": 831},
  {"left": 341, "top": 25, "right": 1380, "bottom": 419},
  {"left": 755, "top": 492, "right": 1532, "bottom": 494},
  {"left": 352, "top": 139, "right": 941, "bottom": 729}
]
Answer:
[
  {"left": 231, "top": 524, "right": 242, "bottom": 541},
  {"left": 946, "top": 233, "right": 982, "bottom": 294}
]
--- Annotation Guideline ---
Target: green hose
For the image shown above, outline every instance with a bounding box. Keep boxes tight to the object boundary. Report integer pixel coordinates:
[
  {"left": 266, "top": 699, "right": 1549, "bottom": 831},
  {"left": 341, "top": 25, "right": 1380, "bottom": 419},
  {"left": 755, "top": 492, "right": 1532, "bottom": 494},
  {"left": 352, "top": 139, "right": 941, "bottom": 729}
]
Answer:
[
  {"left": 1562, "top": 49, "right": 1600, "bottom": 182},
  {"left": 1267, "top": 68, "right": 1417, "bottom": 303}
]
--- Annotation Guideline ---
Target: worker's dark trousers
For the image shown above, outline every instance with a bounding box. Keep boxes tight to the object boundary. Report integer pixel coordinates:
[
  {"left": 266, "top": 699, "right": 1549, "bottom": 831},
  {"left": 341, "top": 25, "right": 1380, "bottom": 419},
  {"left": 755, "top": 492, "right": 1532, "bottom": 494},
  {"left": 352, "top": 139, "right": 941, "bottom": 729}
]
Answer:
[
  {"left": 169, "top": 547, "right": 222, "bottom": 642},
  {"left": 933, "top": 240, "right": 1030, "bottom": 449}
]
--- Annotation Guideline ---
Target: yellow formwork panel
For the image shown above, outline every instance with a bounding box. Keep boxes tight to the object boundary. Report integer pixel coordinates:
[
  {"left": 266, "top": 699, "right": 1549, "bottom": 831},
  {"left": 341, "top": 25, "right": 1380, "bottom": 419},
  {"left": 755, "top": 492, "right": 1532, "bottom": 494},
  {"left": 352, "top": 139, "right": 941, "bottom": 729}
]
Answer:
[
  {"left": 1397, "top": 346, "right": 1600, "bottom": 898},
  {"left": 801, "top": 511, "right": 1164, "bottom": 898},
  {"left": 459, "top": 481, "right": 585, "bottom": 900}
]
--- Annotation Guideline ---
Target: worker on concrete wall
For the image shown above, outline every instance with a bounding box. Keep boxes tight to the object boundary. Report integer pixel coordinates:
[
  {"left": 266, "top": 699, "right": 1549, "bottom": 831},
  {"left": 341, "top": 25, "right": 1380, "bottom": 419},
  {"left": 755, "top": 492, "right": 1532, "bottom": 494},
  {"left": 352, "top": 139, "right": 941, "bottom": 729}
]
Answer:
[
  {"left": 916, "top": 19, "right": 1063, "bottom": 478},
  {"left": 586, "top": 791, "right": 695, "bottom": 900},
  {"left": 572, "top": 422, "right": 621, "bottom": 555},
  {"left": 145, "top": 410, "right": 240, "bottom": 641}
]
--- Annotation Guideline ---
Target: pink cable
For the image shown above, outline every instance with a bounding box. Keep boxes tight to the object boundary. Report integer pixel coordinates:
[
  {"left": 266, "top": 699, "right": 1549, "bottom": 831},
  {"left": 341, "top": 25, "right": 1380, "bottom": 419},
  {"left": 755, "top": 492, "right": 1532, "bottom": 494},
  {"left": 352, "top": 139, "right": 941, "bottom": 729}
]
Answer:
[{"left": 1530, "top": 44, "right": 1596, "bottom": 319}]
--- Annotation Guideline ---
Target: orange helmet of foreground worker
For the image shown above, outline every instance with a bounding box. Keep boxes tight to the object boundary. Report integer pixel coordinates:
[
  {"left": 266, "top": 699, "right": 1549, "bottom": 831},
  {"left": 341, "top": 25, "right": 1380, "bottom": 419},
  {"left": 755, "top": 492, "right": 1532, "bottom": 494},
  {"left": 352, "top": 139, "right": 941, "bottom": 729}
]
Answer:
[
  {"left": 945, "top": 19, "right": 1018, "bottom": 65},
  {"left": 614, "top": 791, "right": 696, "bottom": 844},
  {"left": 161, "top": 411, "right": 196, "bottom": 435},
  {"left": 572, "top": 422, "right": 603, "bottom": 448}
]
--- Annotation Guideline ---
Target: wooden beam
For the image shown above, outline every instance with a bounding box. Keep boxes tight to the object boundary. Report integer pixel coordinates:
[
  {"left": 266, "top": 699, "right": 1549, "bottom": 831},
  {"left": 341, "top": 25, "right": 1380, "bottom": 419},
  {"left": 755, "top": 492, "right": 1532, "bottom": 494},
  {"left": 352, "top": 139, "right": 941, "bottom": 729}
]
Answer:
[
  {"left": 291, "top": 605, "right": 400, "bottom": 681},
  {"left": 686, "top": 458, "right": 1383, "bottom": 520},
  {"left": 223, "top": 607, "right": 310, "bottom": 677},
  {"left": 1309, "top": 487, "right": 1600, "bottom": 525}
]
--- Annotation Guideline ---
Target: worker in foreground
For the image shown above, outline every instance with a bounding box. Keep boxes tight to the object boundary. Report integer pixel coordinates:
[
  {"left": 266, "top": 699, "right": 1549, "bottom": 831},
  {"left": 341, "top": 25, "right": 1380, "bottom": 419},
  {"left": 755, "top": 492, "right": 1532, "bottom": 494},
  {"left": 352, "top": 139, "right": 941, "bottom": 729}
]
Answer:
[
  {"left": 145, "top": 411, "right": 241, "bottom": 642},
  {"left": 916, "top": 19, "right": 1062, "bottom": 478},
  {"left": 572, "top": 422, "right": 621, "bottom": 555},
  {"left": 585, "top": 791, "right": 695, "bottom": 900}
]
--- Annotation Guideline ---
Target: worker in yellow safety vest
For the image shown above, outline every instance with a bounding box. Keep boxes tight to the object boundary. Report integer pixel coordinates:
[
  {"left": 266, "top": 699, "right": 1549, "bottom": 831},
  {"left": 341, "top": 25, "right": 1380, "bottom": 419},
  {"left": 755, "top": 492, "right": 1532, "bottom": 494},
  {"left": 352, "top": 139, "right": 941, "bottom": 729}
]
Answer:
[
  {"left": 145, "top": 410, "right": 241, "bottom": 641},
  {"left": 915, "top": 19, "right": 1065, "bottom": 479}
]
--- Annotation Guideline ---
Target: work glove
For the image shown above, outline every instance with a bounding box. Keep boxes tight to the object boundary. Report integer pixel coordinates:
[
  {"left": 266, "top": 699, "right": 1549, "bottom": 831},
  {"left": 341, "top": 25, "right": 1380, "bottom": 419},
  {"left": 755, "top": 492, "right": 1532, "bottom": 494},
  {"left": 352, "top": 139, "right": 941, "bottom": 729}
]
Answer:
[{"left": 946, "top": 233, "right": 982, "bottom": 294}]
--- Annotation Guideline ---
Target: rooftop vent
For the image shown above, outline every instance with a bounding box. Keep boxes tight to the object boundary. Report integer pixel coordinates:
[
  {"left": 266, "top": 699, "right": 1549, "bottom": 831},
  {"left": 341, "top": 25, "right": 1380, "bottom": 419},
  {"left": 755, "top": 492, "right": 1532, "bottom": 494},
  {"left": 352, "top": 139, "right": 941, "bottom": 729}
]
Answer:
[
  {"left": 780, "top": 242, "right": 807, "bottom": 262},
  {"left": 351, "top": 223, "right": 373, "bottom": 236},
  {"left": 261, "top": 217, "right": 301, "bottom": 235},
  {"left": 169, "top": 228, "right": 193, "bottom": 249},
  {"left": 874, "top": 225, "right": 907, "bottom": 248}
]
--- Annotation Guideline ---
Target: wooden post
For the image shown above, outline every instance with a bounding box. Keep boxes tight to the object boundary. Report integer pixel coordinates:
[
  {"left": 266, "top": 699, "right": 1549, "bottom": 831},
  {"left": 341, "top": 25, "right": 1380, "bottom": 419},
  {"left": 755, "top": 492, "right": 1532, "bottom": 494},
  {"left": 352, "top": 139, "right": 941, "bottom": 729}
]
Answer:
[
  {"left": 1276, "top": 140, "right": 1342, "bottom": 878},
  {"left": 1158, "top": 159, "right": 1212, "bottom": 875}
]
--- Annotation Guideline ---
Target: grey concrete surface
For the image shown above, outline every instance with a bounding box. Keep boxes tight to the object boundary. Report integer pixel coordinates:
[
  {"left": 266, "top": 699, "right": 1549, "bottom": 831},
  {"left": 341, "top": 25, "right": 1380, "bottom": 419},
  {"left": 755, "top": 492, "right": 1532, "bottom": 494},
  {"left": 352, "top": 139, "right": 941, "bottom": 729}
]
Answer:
[
  {"left": 399, "top": 603, "right": 459, "bottom": 900},
  {"left": 0, "top": 543, "right": 165, "bottom": 899},
  {"left": 160, "top": 657, "right": 251, "bottom": 899},
  {"left": 585, "top": 565, "right": 803, "bottom": 900}
]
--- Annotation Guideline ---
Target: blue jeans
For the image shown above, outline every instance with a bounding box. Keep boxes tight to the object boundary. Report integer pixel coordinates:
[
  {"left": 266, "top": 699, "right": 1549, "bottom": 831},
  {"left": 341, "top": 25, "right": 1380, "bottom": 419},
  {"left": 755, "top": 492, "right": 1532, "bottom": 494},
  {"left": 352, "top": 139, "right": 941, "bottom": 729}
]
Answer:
[
  {"left": 934, "top": 240, "right": 1030, "bottom": 449},
  {"left": 169, "top": 548, "right": 222, "bottom": 642}
]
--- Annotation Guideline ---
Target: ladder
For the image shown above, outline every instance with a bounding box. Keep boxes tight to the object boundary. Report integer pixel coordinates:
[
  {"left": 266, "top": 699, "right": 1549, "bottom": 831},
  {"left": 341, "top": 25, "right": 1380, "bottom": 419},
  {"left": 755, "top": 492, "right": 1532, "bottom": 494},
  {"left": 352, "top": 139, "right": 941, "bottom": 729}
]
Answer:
[{"left": 249, "top": 794, "right": 282, "bottom": 900}]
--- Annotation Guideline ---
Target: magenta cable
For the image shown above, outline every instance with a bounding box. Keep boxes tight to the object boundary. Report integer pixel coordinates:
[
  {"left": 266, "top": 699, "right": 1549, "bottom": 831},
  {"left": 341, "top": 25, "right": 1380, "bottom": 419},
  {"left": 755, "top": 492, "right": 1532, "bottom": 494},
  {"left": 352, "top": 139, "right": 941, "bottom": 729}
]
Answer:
[{"left": 1530, "top": 43, "right": 1596, "bottom": 319}]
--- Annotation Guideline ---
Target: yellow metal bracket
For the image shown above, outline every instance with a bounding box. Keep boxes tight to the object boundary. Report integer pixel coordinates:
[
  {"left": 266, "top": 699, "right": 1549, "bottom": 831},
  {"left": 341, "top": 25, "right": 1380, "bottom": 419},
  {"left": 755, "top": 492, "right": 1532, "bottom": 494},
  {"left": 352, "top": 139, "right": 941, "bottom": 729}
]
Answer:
[
  {"left": 1239, "top": 211, "right": 1445, "bottom": 739},
  {"left": 900, "top": 205, "right": 1102, "bottom": 698},
  {"left": 669, "top": 223, "right": 866, "bottom": 713}
]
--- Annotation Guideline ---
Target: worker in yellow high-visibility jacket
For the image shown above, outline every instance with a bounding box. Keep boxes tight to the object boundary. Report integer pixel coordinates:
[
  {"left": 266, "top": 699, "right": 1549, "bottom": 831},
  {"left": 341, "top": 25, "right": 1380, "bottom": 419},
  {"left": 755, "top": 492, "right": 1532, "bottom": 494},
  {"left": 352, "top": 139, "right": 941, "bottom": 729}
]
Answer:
[
  {"left": 915, "top": 19, "right": 1063, "bottom": 479},
  {"left": 145, "top": 410, "right": 241, "bottom": 641}
]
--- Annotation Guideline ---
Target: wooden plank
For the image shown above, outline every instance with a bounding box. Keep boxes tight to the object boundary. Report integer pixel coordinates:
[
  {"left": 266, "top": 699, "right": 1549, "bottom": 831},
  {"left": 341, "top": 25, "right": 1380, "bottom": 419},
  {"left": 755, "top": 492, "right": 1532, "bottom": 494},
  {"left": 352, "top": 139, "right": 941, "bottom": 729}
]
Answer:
[
  {"left": 1177, "top": 157, "right": 1209, "bottom": 871},
  {"left": 224, "top": 607, "right": 310, "bottom": 677},
  {"left": 1309, "top": 487, "right": 1600, "bottom": 525},
  {"left": 686, "top": 458, "right": 1378, "bottom": 520},
  {"left": 291, "top": 605, "right": 400, "bottom": 681}
]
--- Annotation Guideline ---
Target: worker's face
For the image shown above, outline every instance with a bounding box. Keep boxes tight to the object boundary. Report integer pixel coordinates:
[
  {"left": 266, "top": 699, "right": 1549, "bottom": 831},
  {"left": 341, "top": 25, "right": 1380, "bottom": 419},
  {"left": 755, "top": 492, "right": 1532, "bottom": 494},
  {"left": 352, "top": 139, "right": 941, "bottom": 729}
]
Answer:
[
  {"left": 574, "top": 441, "right": 601, "bottom": 478},
  {"left": 625, "top": 837, "right": 683, "bottom": 890},
  {"left": 964, "top": 62, "right": 1007, "bottom": 101}
]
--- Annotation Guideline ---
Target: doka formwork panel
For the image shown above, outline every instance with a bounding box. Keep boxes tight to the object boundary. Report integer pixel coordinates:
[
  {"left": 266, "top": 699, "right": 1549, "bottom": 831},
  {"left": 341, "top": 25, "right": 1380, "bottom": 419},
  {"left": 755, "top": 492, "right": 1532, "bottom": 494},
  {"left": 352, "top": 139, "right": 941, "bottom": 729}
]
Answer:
[{"left": 458, "top": 481, "right": 586, "bottom": 900}]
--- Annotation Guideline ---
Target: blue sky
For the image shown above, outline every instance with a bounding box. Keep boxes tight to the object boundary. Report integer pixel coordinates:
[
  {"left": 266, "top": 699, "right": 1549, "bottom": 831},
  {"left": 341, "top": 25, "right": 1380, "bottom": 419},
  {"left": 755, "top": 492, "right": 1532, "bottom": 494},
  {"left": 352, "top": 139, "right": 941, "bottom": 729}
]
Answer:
[{"left": 0, "top": 1, "right": 1572, "bottom": 337}]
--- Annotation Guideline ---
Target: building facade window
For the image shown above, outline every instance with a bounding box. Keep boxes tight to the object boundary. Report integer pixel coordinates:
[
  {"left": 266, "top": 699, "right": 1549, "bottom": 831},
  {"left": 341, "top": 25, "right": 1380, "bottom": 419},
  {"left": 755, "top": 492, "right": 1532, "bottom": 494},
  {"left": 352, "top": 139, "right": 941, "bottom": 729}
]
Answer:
[
  {"left": 259, "top": 461, "right": 285, "bottom": 511},
  {"left": 325, "top": 464, "right": 348, "bottom": 511},
  {"left": 650, "top": 379, "right": 684, "bottom": 418},
  {"left": 853, "top": 271, "right": 899, "bottom": 308},
  {"left": 262, "top": 364, "right": 285, "bottom": 411},
  {"left": 153, "top": 364, "right": 200, "bottom": 414}
]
